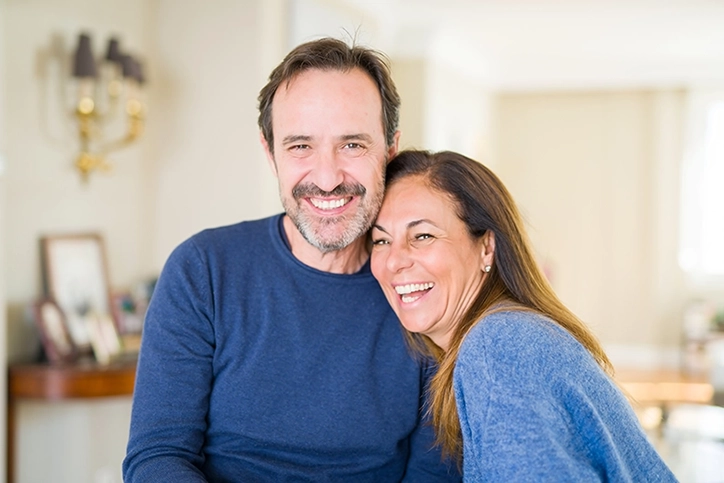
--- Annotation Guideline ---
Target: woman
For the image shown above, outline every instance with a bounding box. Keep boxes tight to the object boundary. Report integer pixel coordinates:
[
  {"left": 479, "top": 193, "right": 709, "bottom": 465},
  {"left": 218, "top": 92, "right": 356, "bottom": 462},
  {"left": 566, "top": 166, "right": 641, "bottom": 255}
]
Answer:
[{"left": 370, "top": 150, "right": 676, "bottom": 481}]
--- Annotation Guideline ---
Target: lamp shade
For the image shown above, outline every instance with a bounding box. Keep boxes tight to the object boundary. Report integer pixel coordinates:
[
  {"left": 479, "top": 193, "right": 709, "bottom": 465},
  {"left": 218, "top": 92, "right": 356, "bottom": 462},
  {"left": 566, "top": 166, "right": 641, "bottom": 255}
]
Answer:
[
  {"left": 72, "top": 33, "right": 97, "bottom": 78},
  {"left": 120, "top": 54, "right": 137, "bottom": 79},
  {"left": 135, "top": 59, "right": 146, "bottom": 84},
  {"left": 105, "top": 38, "right": 123, "bottom": 63}
]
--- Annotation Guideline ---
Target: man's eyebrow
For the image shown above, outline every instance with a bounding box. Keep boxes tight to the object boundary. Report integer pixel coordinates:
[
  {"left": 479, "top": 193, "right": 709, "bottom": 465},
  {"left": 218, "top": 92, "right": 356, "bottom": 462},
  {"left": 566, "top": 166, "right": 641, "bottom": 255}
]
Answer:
[
  {"left": 339, "top": 133, "right": 374, "bottom": 143},
  {"left": 281, "top": 135, "right": 312, "bottom": 145}
]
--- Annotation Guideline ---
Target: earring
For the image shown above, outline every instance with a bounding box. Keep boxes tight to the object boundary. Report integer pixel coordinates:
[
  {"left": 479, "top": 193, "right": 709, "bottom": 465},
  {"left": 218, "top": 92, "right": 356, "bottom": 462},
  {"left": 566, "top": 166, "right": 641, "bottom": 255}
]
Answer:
[{"left": 484, "top": 265, "right": 491, "bottom": 273}]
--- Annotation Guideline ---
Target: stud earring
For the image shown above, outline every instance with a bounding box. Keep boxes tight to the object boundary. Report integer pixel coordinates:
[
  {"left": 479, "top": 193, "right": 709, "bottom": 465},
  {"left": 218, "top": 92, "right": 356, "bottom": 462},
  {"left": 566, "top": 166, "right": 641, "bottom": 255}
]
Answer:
[{"left": 484, "top": 265, "right": 491, "bottom": 273}]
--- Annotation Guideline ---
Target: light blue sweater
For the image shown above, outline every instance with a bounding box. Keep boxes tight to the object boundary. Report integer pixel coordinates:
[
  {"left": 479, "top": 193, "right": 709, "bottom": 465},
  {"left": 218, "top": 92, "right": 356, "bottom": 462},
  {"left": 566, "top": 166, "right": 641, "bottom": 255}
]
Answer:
[{"left": 454, "top": 311, "right": 677, "bottom": 482}]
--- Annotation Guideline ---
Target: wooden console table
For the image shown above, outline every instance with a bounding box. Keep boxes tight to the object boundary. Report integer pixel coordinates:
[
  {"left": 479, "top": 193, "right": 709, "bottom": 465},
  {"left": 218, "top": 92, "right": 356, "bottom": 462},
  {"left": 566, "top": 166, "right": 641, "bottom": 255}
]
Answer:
[
  {"left": 615, "top": 368, "right": 714, "bottom": 406},
  {"left": 6, "top": 358, "right": 137, "bottom": 483}
]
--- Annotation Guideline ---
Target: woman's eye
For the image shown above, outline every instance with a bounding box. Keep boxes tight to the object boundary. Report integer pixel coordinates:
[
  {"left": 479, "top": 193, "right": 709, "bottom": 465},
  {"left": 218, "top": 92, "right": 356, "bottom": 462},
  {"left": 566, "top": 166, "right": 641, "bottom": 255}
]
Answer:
[
  {"left": 414, "top": 233, "right": 433, "bottom": 241},
  {"left": 371, "top": 238, "right": 389, "bottom": 246}
]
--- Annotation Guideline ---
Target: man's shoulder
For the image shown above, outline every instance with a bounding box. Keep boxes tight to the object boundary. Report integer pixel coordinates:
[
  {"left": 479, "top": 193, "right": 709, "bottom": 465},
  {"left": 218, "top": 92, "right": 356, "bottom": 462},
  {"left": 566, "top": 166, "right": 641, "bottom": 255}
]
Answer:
[
  {"left": 164, "top": 214, "right": 283, "bottom": 267},
  {"left": 193, "top": 214, "right": 281, "bottom": 244}
]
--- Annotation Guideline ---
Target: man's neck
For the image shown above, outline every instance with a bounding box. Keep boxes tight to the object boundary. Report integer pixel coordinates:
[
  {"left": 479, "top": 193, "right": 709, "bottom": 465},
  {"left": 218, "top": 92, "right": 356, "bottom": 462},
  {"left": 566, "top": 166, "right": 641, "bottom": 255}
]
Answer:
[{"left": 282, "top": 215, "right": 369, "bottom": 274}]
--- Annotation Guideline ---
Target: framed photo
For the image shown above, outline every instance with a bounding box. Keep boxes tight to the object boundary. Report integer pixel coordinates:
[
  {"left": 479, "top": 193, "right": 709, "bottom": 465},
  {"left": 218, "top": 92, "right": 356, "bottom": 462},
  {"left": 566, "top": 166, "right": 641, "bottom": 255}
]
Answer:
[
  {"left": 32, "top": 299, "right": 78, "bottom": 364},
  {"left": 40, "top": 233, "right": 113, "bottom": 353}
]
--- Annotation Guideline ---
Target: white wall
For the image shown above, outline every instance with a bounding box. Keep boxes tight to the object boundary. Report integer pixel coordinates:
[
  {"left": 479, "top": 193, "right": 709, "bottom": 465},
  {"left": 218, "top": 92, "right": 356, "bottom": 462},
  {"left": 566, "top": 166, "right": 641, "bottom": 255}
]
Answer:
[
  {"left": 0, "top": 1, "right": 8, "bottom": 479},
  {"left": 492, "top": 90, "right": 687, "bottom": 368},
  {"left": 148, "top": 0, "right": 284, "bottom": 272}
]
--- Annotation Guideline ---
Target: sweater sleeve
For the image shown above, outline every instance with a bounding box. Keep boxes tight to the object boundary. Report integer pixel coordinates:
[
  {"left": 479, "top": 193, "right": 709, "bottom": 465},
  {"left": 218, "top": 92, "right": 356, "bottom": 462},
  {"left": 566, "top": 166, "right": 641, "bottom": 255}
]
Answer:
[{"left": 123, "top": 238, "right": 215, "bottom": 482}]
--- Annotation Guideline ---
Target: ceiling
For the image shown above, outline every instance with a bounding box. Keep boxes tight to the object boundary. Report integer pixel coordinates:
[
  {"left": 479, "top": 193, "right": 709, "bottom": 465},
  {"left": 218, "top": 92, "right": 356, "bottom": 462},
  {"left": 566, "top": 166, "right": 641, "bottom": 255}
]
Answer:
[{"left": 337, "top": 0, "right": 724, "bottom": 90}]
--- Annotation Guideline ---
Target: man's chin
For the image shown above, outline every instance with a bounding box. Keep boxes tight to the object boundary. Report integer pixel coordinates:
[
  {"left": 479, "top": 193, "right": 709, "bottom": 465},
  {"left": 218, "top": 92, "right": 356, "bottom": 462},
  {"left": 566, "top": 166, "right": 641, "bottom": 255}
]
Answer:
[{"left": 303, "top": 230, "right": 356, "bottom": 253}]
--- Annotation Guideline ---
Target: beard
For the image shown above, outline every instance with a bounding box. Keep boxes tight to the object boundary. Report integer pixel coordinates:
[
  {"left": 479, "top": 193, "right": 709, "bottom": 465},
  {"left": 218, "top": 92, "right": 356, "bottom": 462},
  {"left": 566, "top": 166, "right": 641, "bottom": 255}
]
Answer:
[{"left": 282, "top": 179, "right": 385, "bottom": 253}]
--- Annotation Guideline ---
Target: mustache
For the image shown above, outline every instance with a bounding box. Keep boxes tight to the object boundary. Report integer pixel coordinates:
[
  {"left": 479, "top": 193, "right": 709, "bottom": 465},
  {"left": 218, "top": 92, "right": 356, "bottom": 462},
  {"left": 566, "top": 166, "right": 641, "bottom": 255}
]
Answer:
[{"left": 292, "top": 183, "right": 366, "bottom": 199}]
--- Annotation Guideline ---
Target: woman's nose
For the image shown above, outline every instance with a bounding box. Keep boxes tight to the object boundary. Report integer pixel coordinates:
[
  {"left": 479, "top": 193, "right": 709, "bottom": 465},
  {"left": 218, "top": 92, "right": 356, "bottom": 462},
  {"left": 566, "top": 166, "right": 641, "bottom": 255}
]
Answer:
[{"left": 385, "top": 242, "right": 413, "bottom": 273}]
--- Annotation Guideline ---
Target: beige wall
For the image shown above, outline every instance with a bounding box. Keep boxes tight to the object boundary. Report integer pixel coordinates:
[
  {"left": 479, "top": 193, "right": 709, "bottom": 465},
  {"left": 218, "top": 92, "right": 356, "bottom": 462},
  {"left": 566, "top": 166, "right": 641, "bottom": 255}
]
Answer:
[
  {"left": 0, "top": 1, "right": 7, "bottom": 479},
  {"left": 492, "top": 90, "right": 686, "bottom": 366},
  {"left": 393, "top": 58, "right": 427, "bottom": 151},
  {"left": 148, "top": 0, "right": 283, "bottom": 273}
]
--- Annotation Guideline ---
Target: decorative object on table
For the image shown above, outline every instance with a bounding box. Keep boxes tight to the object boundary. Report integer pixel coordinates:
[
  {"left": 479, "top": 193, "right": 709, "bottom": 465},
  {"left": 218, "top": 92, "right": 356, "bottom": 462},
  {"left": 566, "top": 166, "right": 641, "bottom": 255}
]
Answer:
[
  {"left": 111, "top": 279, "right": 154, "bottom": 354},
  {"left": 31, "top": 298, "right": 78, "bottom": 364},
  {"left": 85, "top": 311, "right": 123, "bottom": 365},
  {"left": 681, "top": 299, "right": 717, "bottom": 375},
  {"left": 40, "top": 233, "right": 113, "bottom": 357},
  {"left": 69, "top": 32, "right": 147, "bottom": 182}
]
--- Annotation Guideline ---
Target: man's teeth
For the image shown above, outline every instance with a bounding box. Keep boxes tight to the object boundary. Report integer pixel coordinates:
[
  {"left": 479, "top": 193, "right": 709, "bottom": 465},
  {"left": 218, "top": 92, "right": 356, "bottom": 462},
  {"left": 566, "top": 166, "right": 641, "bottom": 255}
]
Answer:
[{"left": 310, "top": 198, "right": 349, "bottom": 210}]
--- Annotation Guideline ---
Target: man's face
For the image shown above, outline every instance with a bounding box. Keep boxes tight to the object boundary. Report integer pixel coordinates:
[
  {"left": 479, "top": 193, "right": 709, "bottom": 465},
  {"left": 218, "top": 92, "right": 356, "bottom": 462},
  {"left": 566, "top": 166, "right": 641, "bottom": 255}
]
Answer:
[{"left": 262, "top": 68, "right": 399, "bottom": 253}]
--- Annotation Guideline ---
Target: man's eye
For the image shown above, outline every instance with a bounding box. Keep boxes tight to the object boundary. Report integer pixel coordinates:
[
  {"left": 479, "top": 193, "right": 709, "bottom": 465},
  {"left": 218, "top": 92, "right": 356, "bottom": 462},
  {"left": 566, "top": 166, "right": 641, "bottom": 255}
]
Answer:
[
  {"left": 290, "top": 144, "right": 310, "bottom": 151},
  {"left": 343, "top": 143, "right": 364, "bottom": 150}
]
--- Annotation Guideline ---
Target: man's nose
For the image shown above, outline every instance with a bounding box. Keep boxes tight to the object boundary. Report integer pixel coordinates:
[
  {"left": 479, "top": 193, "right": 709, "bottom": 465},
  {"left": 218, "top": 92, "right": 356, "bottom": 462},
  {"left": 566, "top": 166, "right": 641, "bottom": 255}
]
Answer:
[{"left": 311, "top": 150, "right": 345, "bottom": 193}]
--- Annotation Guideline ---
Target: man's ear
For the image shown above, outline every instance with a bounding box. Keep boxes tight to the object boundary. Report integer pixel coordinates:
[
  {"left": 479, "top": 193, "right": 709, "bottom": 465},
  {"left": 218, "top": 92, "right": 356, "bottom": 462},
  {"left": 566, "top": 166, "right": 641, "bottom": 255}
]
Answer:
[
  {"left": 260, "top": 131, "right": 278, "bottom": 177},
  {"left": 480, "top": 231, "right": 496, "bottom": 271},
  {"left": 386, "top": 130, "right": 401, "bottom": 161}
]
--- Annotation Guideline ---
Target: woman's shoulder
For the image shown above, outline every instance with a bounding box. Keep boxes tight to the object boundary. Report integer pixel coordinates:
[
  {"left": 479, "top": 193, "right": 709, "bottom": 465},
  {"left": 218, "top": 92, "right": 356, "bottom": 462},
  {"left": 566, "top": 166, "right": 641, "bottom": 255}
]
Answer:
[
  {"left": 457, "top": 311, "right": 593, "bottom": 385},
  {"left": 461, "top": 311, "right": 571, "bottom": 355}
]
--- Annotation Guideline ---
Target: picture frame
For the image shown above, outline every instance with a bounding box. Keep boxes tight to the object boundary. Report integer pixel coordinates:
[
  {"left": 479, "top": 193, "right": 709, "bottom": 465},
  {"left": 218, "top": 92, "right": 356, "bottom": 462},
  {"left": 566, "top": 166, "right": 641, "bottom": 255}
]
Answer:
[
  {"left": 40, "top": 233, "right": 113, "bottom": 353},
  {"left": 31, "top": 298, "right": 78, "bottom": 364}
]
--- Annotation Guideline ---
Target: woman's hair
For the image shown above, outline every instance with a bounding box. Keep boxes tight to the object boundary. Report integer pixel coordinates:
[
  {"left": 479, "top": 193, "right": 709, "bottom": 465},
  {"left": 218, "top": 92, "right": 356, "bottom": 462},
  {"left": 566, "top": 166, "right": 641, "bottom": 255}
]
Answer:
[
  {"left": 385, "top": 149, "right": 614, "bottom": 461},
  {"left": 257, "top": 37, "right": 400, "bottom": 154}
]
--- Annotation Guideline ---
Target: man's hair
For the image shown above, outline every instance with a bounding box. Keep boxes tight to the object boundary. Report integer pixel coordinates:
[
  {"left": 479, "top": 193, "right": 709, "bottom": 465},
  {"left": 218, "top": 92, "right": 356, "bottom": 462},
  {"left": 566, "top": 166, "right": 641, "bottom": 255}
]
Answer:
[{"left": 258, "top": 37, "right": 400, "bottom": 154}]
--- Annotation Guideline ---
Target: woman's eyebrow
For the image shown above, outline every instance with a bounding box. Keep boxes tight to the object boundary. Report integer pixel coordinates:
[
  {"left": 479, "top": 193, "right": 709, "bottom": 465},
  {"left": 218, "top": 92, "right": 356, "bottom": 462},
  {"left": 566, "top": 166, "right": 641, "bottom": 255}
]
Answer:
[{"left": 372, "top": 224, "right": 389, "bottom": 234}]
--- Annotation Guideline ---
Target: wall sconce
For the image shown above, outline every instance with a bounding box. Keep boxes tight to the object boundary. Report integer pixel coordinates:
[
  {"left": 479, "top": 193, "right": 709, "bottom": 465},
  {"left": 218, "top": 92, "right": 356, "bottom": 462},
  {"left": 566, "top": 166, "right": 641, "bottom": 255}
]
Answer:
[{"left": 71, "top": 32, "right": 146, "bottom": 182}]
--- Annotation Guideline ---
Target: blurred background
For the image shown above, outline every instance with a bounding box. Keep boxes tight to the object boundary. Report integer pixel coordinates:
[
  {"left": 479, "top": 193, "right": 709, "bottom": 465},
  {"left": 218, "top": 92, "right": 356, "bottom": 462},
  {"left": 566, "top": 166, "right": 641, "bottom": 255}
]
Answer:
[{"left": 1, "top": 0, "right": 724, "bottom": 481}]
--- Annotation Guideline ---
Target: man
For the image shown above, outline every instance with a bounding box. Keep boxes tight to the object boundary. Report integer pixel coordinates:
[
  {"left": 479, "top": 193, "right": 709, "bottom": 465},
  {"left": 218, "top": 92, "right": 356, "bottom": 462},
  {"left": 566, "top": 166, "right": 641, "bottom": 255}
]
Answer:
[{"left": 123, "top": 38, "right": 459, "bottom": 482}]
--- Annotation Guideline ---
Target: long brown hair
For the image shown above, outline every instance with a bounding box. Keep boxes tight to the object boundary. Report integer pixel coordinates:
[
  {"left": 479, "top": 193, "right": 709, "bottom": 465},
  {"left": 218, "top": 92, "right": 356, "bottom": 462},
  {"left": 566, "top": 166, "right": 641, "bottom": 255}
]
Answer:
[{"left": 384, "top": 150, "right": 614, "bottom": 461}]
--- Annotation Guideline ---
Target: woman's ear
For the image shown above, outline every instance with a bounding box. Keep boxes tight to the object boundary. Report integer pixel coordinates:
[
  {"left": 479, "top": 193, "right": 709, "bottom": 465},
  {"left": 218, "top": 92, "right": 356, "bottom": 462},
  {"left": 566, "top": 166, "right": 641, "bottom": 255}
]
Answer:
[{"left": 480, "top": 231, "right": 496, "bottom": 272}]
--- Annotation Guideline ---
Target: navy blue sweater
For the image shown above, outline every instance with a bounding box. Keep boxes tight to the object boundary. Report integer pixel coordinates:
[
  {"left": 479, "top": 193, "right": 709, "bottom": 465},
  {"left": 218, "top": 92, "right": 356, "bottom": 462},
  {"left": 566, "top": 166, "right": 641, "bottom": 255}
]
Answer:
[{"left": 123, "top": 214, "right": 458, "bottom": 482}]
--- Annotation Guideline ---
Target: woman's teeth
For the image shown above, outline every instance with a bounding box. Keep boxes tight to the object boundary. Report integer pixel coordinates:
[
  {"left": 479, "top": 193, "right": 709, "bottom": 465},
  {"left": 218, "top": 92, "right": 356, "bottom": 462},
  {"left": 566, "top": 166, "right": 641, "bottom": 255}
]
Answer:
[{"left": 394, "top": 283, "right": 434, "bottom": 303}]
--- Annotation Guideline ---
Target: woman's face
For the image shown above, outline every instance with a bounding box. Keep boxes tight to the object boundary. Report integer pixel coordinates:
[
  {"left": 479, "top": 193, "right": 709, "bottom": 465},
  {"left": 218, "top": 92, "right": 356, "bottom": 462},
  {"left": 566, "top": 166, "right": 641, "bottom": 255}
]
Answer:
[{"left": 371, "top": 176, "right": 491, "bottom": 350}]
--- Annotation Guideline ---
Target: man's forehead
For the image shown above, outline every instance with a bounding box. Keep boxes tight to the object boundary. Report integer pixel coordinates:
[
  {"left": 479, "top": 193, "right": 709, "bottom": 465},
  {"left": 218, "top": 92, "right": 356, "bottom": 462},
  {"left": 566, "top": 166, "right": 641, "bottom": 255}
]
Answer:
[
  {"left": 275, "top": 67, "right": 378, "bottom": 100},
  {"left": 271, "top": 68, "right": 385, "bottom": 142}
]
